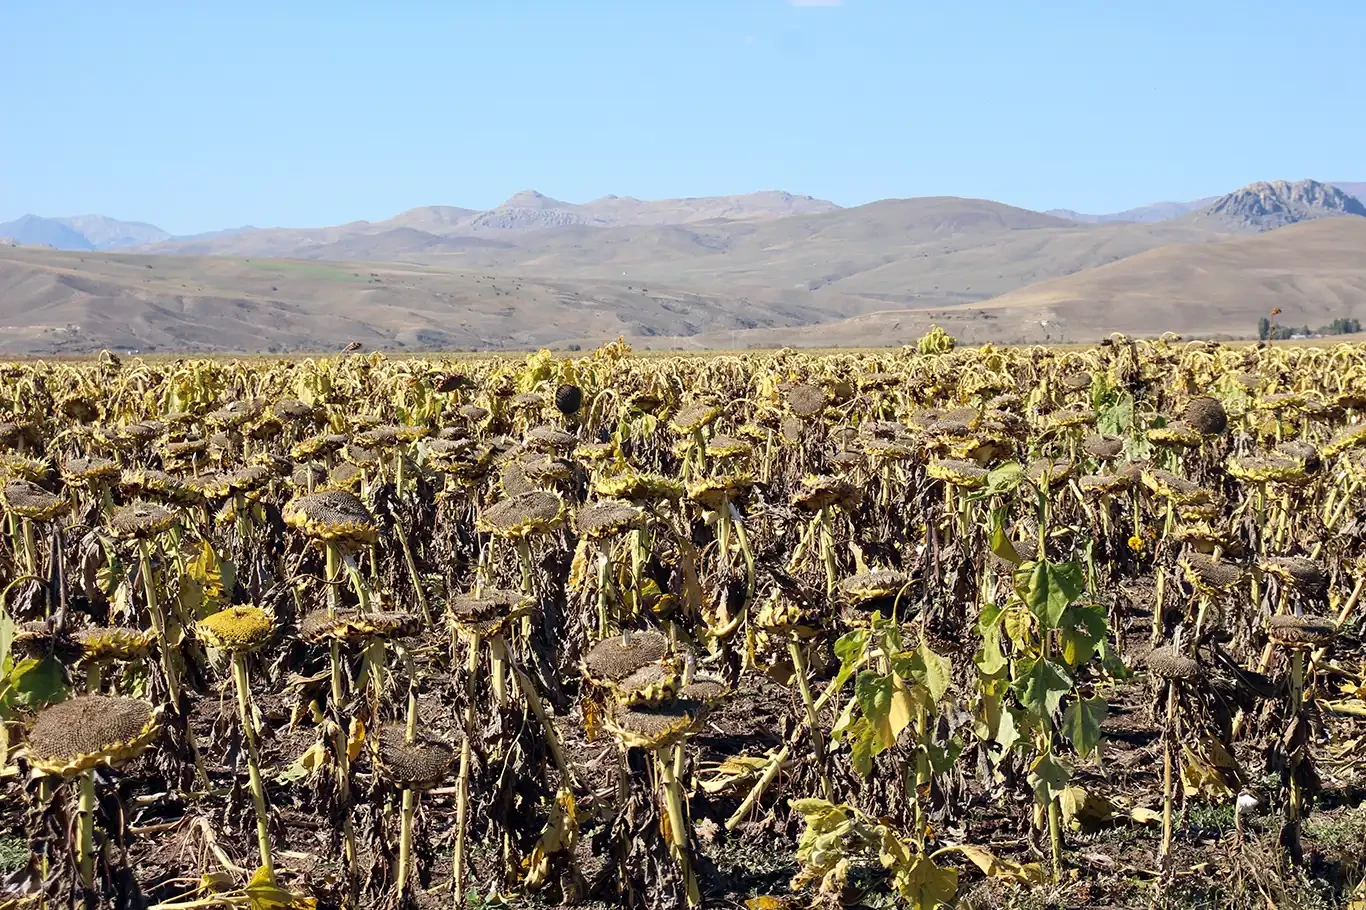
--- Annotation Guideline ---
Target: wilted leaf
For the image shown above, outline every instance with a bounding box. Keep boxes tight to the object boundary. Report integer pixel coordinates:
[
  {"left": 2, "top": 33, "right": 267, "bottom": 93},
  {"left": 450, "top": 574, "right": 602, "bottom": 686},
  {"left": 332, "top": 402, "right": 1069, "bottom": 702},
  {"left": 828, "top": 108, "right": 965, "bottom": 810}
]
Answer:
[
  {"left": 245, "top": 866, "right": 316, "bottom": 910},
  {"left": 941, "top": 844, "right": 1046, "bottom": 886},
  {"left": 1129, "top": 806, "right": 1162, "bottom": 826},
  {"left": 892, "top": 855, "right": 958, "bottom": 909},
  {"left": 1059, "top": 783, "right": 1116, "bottom": 832},
  {"left": 856, "top": 671, "right": 913, "bottom": 754},
  {"left": 346, "top": 717, "right": 365, "bottom": 761}
]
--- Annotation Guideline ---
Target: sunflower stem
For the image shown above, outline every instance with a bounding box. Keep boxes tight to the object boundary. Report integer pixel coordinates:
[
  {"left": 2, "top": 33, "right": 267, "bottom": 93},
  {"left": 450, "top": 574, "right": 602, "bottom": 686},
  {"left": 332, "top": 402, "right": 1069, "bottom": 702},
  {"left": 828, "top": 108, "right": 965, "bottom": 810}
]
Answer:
[{"left": 231, "top": 653, "right": 275, "bottom": 881}]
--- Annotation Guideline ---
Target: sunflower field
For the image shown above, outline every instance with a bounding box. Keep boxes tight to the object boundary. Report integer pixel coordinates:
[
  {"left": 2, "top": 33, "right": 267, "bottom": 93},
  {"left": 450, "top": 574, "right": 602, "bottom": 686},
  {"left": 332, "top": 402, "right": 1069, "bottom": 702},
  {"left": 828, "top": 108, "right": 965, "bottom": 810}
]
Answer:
[{"left": 2, "top": 333, "right": 1366, "bottom": 910}]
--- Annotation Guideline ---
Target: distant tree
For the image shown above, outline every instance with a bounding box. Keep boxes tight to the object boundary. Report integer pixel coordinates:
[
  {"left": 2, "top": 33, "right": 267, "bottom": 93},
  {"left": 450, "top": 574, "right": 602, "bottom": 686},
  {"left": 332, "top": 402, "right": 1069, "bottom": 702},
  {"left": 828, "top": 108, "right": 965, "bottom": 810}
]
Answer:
[{"left": 1258, "top": 316, "right": 1270, "bottom": 341}]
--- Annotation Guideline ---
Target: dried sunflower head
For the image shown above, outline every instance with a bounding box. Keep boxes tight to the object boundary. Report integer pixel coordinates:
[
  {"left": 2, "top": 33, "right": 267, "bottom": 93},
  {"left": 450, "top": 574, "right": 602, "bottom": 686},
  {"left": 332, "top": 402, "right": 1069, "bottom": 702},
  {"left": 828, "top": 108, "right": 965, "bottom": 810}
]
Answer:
[
  {"left": 2, "top": 479, "right": 67, "bottom": 522},
  {"left": 611, "top": 661, "right": 684, "bottom": 707},
  {"left": 594, "top": 470, "right": 685, "bottom": 504},
  {"left": 1182, "top": 397, "right": 1228, "bottom": 436},
  {"left": 194, "top": 606, "right": 275, "bottom": 653},
  {"left": 605, "top": 699, "right": 705, "bottom": 751},
  {"left": 791, "top": 474, "right": 861, "bottom": 512},
  {"left": 670, "top": 403, "right": 720, "bottom": 435},
  {"left": 582, "top": 630, "right": 671, "bottom": 689},
  {"left": 1256, "top": 391, "right": 1307, "bottom": 413},
  {"left": 1180, "top": 553, "right": 1245, "bottom": 595},
  {"left": 1265, "top": 614, "right": 1335, "bottom": 650},
  {"left": 109, "top": 502, "right": 178, "bottom": 539},
  {"left": 205, "top": 398, "right": 265, "bottom": 429},
  {"left": 24, "top": 696, "right": 161, "bottom": 777},
  {"left": 577, "top": 499, "right": 646, "bottom": 540},
  {"left": 120, "top": 468, "right": 204, "bottom": 505},
  {"left": 839, "top": 569, "right": 913, "bottom": 608},
  {"left": 1273, "top": 440, "right": 1321, "bottom": 476},
  {"left": 446, "top": 589, "right": 533, "bottom": 637},
  {"left": 283, "top": 490, "right": 378, "bottom": 544},
  {"left": 291, "top": 431, "right": 349, "bottom": 461},
  {"left": 1082, "top": 435, "right": 1125, "bottom": 461},
  {"left": 373, "top": 725, "right": 454, "bottom": 790},
  {"left": 1323, "top": 423, "right": 1366, "bottom": 457},
  {"left": 1141, "top": 469, "right": 1211, "bottom": 505},
  {"left": 0, "top": 453, "right": 52, "bottom": 482},
  {"left": 1146, "top": 647, "right": 1203, "bottom": 682},
  {"left": 1026, "top": 457, "right": 1073, "bottom": 489},
  {"left": 524, "top": 425, "right": 578, "bottom": 454},
  {"left": 1226, "top": 455, "right": 1306, "bottom": 485},
  {"left": 1260, "top": 556, "right": 1328, "bottom": 595},
  {"left": 1077, "top": 472, "right": 1131, "bottom": 499},
  {"left": 477, "top": 490, "right": 565, "bottom": 539},
  {"left": 61, "top": 455, "right": 120, "bottom": 485},
  {"left": 927, "top": 459, "right": 988, "bottom": 489},
  {"left": 458, "top": 403, "right": 490, "bottom": 424},
  {"left": 687, "top": 474, "right": 756, "bottom": 511},
  {"left": 705, "top": 435, "right": 753, "bottom": 460},
  {"left": 1146, "top": 421, "right": 1202, "bottom": 449},
  {"left": 554, "top": 384, "right": 584, "bottom": 416},
  {"left": 785, "top": 384, "right": 827, "bottom": 419}
]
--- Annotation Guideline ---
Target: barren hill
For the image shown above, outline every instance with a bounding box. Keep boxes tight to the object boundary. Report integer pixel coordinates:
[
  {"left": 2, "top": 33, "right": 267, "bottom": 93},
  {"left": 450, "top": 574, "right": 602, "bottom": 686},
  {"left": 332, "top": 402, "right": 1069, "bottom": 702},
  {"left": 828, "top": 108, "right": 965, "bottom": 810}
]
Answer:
[{"left": 692, "top": 218, "right": 1366, "bottom": 348}]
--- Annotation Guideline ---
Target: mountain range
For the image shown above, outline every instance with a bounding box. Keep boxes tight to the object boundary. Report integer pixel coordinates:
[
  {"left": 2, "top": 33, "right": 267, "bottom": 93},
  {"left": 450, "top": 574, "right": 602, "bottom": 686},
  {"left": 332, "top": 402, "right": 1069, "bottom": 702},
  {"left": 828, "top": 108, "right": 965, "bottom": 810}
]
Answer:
[{"left": 1, "top": 179, "right": 1364, "bottom": 353}]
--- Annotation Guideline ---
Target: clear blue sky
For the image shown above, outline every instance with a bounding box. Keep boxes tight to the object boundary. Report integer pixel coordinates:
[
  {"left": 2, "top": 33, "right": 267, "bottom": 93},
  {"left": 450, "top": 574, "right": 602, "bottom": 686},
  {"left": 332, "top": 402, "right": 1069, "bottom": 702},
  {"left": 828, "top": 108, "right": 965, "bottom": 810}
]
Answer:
[{"left": 2, "top": 0, "right": 1362, "bottom": 235}]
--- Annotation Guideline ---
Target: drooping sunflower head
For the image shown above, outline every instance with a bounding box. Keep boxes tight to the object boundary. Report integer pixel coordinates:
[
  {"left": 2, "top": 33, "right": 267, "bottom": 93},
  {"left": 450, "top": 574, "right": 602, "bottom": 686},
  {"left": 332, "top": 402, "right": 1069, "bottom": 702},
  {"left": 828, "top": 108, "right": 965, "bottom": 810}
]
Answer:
[
  {"left": 1259, "top": 556, "right": 1328, "bottom": 595},
  {"left": 283, "top": 490, "right": 379, "bottom": 545},
  {"left": 576, "top": 499, "right": 646, "bottom": 540},
  {"left": 1145, "top": 647, "right": 1203, "bottom": 683},
  {"left": 74, "top": 626, "right": 155, "bottom": 663},
  {"left": 477, "top": 490, "right": 566, "bottom": 539},
  {"left": 582, "top": 630, "right": 671, "bottom": 689},
  {"left": 669, "top": 402, "right": 721, "bottom": 435},
  {"left": 1182, "top": 397, "right": 1228, "bottom": 436},
  {"left": 446, "top": 589, "right": 533, "bottom": 637},
  {"left": 108, "top": 502, "right": 179, "bottom": 540},
  {"left": 1266, "top": 614, "right": 1335, "bottom": 650},
  {"left": 194, "top": 606, "right": 276, "bottom": 654},
  {"left": 24, "top": 695, "right": 162, "bottom": 777},
  {"left": 373, "top": 725, "right": 455, "bottom": 791},
  {"left": 2, "top": 479, "right": 67, "bottom": 522}
]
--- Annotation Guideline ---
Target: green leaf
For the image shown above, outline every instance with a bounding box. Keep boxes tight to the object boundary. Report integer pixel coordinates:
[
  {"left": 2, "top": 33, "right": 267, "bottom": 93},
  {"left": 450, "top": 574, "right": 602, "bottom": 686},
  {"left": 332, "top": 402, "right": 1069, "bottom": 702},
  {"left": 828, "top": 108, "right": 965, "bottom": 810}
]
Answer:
[
  {"left": 918, "top": 642, "right": 952, "bottom": 703},
  {"left": 1014, "top": 559, "right": 1086, "bottom": 630},
  {"left": 926, "top": 736, "right": 963, "bottom": 774},
  {"left": 849, "top": 718, "right": 876, "bottom": 777},
  {"left": 833, "top": 629, "right": 869, "bottom": 690},
  {"left": 11, "top": 656, "right": 67, "bottom": 708},
  {"left": 1012, "top": 656, "right": 1072, "bottom": 719},
  {"left": 1027, "top": 751, "right": 1071, "bottom": 804},
  {"left": 1096, "top": 392, "right": 1133, "bottom": 437},
  {"left": 1061, "top": 696, "right": 1108, "bottom": 758},
  {"left": 1059, "top": 601, "right": 1108, "bottom": 666}
]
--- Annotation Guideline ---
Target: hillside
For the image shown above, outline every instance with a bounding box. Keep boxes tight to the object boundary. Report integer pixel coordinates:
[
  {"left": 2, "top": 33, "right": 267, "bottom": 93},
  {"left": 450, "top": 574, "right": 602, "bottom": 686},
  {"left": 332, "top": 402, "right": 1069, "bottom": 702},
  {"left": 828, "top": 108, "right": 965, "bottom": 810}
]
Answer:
[
  {"left": 0, "top": 247, "right": 851, "bottom": 354},
  {"left": 694, "top": 218, "right": 1366, "bottom": 348}
]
